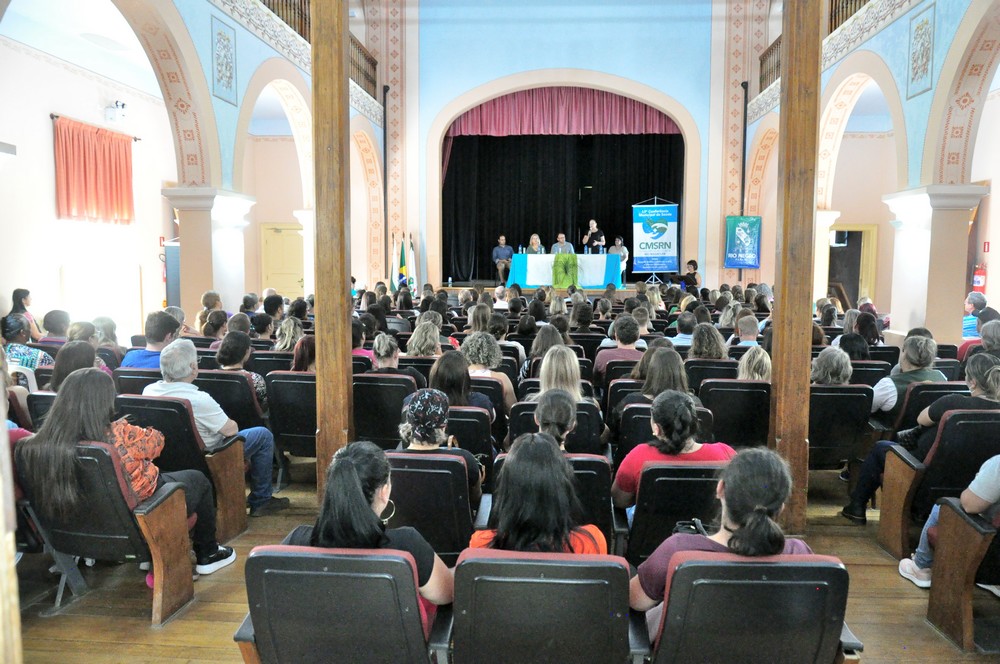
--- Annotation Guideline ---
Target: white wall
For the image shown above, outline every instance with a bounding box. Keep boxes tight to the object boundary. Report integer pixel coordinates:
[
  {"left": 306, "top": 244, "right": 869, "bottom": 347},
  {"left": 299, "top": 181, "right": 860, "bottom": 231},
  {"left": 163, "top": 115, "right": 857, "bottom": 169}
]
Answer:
[
  {"left": 0, "top": 36, "right": 175, "bottom": 341},
  {"left": 971, "top": 90, "right": 1000, "bottom": 307}
]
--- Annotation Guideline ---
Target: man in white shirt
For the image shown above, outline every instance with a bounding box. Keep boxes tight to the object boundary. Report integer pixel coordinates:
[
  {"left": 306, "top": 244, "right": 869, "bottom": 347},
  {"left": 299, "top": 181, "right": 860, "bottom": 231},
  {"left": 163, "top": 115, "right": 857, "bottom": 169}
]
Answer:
[
  {"left": 143, "top": 339, "right": 289, "bottom": 517},
  {"left": 672, "top": 312, "right": 697, "bottom": 345}
]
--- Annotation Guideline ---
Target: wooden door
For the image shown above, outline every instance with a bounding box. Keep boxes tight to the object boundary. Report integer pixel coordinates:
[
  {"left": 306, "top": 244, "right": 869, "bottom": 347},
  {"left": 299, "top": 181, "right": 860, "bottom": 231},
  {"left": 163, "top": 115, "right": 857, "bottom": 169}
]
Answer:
[{"left": 261, "top": 224, "right": 305, "bottom": 298}]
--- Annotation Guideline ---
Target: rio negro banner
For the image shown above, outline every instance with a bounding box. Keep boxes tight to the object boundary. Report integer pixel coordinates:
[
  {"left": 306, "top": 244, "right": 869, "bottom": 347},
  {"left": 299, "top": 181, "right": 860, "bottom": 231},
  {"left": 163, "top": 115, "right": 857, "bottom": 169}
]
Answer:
[
  {"left": 632, "top": 204, "right": 679, "bottom": 273},
  {"left": 723, "top": 215, "right": 762, "bottom": 269}
]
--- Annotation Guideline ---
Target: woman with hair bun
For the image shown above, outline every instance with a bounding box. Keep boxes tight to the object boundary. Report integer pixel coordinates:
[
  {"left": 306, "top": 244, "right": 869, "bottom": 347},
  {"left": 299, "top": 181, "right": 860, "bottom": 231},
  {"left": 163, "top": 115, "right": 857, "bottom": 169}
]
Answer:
[
  {"left": 612, "top": 390, "right": 735, "bottom": 510},
  {"left": 629, "top": 447, "right": 812, "bottom": 615}
]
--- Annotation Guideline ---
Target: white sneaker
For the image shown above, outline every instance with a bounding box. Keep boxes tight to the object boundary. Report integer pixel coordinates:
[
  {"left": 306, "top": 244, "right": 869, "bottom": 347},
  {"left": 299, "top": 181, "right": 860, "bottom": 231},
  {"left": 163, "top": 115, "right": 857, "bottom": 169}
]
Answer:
[
  {"left": 898, "top": 557, "right": 932, "bottom": 588},
  {"left": 195, "top": 546, "right": 237, "bottom": 575},
  {"left": 976, "top": 583, "right": 1000, "bottom": 599}
]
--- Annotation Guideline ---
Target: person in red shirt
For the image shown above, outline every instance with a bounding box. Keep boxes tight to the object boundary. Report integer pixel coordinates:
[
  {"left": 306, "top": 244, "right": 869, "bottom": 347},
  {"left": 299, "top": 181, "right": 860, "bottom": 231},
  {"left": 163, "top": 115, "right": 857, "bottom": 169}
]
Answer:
[
  {"left": 612, "top": 389, "right": 736, "bottom": 510},
  {"left": 470, "top": 432, "right": 607, "bottom": 554}
]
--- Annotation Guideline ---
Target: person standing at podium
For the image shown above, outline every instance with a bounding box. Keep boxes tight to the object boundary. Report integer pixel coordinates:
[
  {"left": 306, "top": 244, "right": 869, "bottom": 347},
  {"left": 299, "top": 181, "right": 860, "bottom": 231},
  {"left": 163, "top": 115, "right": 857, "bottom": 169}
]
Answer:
[
  {"left": 492, "top": 234, "right": 514, "bottom": 283},
  {"left": 550, "top": 232, "right": 575, "bottom": 255},
  {"left": 582, "top": 219, "right": 605, "bottom": 251},
  {"left": 526, "top": 233, "right": 545, "bottom": 255}
]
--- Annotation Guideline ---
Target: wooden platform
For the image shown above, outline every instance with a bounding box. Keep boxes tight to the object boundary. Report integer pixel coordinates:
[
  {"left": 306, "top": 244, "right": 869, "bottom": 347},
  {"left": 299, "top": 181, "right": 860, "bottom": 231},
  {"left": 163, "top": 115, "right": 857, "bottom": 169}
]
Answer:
[{"left": 15, "top": 462, "right": 1000, "bottom": 662}]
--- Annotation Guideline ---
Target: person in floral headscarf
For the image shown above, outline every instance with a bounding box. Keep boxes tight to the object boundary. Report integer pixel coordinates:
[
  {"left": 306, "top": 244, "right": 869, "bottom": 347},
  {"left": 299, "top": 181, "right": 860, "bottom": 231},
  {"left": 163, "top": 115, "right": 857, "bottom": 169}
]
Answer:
[{"left": 398, "top": 388, "right": 483, "bottom": 509}]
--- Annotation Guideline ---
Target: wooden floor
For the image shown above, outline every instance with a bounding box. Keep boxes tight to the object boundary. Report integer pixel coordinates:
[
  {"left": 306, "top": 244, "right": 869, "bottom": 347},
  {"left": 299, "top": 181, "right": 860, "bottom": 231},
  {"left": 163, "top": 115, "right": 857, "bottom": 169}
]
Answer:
[{"left": 15, "top": 462, "right": 1000, "bottom": 663}]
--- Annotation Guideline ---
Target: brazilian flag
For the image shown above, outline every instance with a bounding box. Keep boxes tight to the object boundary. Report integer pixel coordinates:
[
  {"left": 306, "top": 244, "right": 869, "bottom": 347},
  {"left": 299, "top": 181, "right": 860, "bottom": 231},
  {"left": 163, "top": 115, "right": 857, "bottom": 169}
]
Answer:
[{"left": 552, "top": 253, "right": 578, "bottom": 289}]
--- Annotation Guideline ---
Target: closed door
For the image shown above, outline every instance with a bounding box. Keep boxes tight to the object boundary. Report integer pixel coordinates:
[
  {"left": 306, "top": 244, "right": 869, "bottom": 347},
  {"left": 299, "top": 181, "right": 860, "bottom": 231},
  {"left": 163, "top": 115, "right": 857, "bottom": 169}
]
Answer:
[{"left": 261, "top": 224, "right": 304, "bottom": 298}]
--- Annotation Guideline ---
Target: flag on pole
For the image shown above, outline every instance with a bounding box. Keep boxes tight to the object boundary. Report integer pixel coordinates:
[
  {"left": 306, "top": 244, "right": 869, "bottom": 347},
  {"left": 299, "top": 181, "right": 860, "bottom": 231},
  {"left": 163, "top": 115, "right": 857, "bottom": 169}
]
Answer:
[
  {"left": 389, "top": 234, "right": 399, "bottom": 293},
  {"left": 397, "top": 234, "right": 408, "bottom": 290},
  {"left": 407, "top": 234, "right": 417, "bottom": 289}
]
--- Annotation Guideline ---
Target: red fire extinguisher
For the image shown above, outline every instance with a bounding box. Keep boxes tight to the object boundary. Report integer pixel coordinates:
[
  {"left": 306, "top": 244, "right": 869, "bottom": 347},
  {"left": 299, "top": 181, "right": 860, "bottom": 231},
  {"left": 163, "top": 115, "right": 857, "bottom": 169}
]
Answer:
[{"left": 973, "top": 264, "right": 987, "bottom": 294}]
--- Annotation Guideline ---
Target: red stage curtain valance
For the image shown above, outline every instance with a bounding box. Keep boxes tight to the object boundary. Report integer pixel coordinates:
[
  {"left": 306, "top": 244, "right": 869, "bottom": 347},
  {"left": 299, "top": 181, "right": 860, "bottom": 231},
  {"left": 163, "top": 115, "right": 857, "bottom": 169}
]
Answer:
[
  {"left": 54, "top": 116, "right": 135, "bottom": 223},
  {"left": 447, "top": 86, "right": 680, "bottom": 137}
]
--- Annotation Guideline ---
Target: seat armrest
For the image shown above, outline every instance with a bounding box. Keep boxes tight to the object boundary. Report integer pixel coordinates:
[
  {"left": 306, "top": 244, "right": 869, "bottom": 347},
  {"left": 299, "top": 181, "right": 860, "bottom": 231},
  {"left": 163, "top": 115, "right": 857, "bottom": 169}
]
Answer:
[
  {"left": 234, "top": 613, "right": 254, "bottom": 644},
  {"left": 207, "top": 434, "right": 244, "bottom": 454},
  {"left": 887, "top": 443, "right": 923, "bottom": 471},
  {"left": 839, "top": 621, "right": 863, "bottom": 652},
  {"left": 234, "top": 612, "right": 263, "bottom": 664},
  {"left": 877, "top": 444, "right": 926, "bottom": 560},
  {"left": 474, "top": 494, "right": 492, "bottom": 530},
  {"left": 134, "top": 482, "right": 184, "bottom": 516},
  {"left": 613, "top": 508, "right": 630, "bottom": 557},
  {"left": 428, "top": 604, "right": 453, "bottom": 660},
  {"left": 936, "top": 497, "right": 995, "bottom": 536},
  {"left": 628, "top": 610, "right": 652, "bottom": 664}
]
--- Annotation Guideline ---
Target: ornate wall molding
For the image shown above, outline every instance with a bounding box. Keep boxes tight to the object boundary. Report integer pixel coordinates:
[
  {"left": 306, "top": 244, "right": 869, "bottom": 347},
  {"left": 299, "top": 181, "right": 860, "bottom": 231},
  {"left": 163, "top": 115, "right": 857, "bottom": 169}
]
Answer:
[
  {"left": 351, "top": 79, "right": 384, "bottom": 128},
  {"left": 208, "top": 0, "right": 311, "bottom": 72},
  {"left": 749, "top": 0, "right": 920, "bottom": 123},
  {"left": 353, "top": 130, "right": 385, "bottom": 280}
]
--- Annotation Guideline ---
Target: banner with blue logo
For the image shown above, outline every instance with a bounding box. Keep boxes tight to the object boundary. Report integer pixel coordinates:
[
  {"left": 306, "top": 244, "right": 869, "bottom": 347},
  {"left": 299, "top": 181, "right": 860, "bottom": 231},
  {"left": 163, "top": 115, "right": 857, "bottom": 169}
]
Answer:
[
  {"left": 723, "top": 215, "right": 762, "bottom": 269},
  {"left": 632, "top": 203, "right": 679, "bottom": 273}
]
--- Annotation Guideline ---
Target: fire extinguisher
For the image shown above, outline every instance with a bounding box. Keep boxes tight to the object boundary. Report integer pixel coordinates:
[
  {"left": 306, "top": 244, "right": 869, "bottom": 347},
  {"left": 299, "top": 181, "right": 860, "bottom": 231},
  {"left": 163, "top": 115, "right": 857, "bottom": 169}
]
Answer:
[{"left": 973, "top": 264, "right": 987, "bottom": 294}]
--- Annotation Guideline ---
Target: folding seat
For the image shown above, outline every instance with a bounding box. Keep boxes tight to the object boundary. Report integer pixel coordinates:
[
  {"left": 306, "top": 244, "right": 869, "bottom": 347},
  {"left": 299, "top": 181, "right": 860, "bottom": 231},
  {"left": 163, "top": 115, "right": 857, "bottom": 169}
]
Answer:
[
  {"left": 26, "top": 391, "right": 57, "bottom": 430},
  {"left": 130, "top": 334, "right": 146, "bottom": 347},
  {"left": 115, "top": 395, "right": 247, "bottom": 543},
  {"left": 244, "top": 351, "right": 295, "bottom": 376},
  {"left": 385, "top": 452, "right": 473, "bottom": 566},
  {"left": 351, "top": 356, "right": 371, "bottom": 374},
  {"left": 936, "top": 343, "right": 959, "bottom": 360},
  {"left": 386, "top": 316, "right": 411, "bottom": 334},
  {"left": 196, "top": 349, "right": 220, "bottom": 371},
  {"left": 728, "top": 344, "right": 752, "bottom": 360},
  {"left": 507, "top": 333, "right": 534, "bottom": 349},
  {"left": 446, "top": 405, "right": 494, "bottom": 489},
  {"left": 698, "top": 379, "right": 771, "bottom": 448},
  {"left": 869, "top": 345, "right": 901, "bottom": 366},
  {"left": 444, "top": 549, "right": 644, "bottom": 664},
  {"left": 471, "top": 375, "right": 508, "bottom": 442},
  {"left": 878, "top": 409, "right": 1000, "bottom": 559},
  {"left": 186, "top": 336, "right": 217, "bottom": 349},
  {"left": 113, "top": 367, "right": 163, "bottom": 395},
  {"left": 192, "top": 369, "right": 267, "bottom": 430},
  {"left": 570, "top": 332, "right": 608, "bottom": 363},
  {"left": 808, "top": 384, "right": 873, "bottom": 471},
  {"left": 649, "top": 551, "right": 857, "bottom": 663},
  {"left": 396, "top": 331, "right": 412, "bottom": 353},
  {"left": 249, "top": 339, "right": 274, "bottom": 351},
  {"left": 811, "top": 346, "right": 826, "bottom": 359},
  {"left": 497, "top": 356, "right": 519, "bottom": 386},
  {"left": 625, "top": 462, "right": 726, "bottom": 566},
  {"left": 264, "top": 371, "right": 316, "bottom": 486},
  {"left": 604, "top": 359, "right": 639, "bottom": 385},
  {"left": 27, "top": 342, "right": 62, "bottom": 358},
  {"left": 871, "top": 381, "right": 970, "bottom": 435},
  {"left": 926, "top": 497, "right": 1000, "bottom": 651},
  {"left": 605, "top": 377, "right": 642, "bottom": 415},
  {"left": 236, "top": 545, "right": 444, "bottom": 663},
  {"left": 508, "top": 400, "right": 604, "bottom": 455},
  {"left": 848, "top": 360, "right": 891, "bottom": 387},
  {"left": 34, "top": 366, "right": 54, "bottom": 388},
  {"left": 823, "top": 326, "right": 844, "bottom": 342},
  {"left": 95, "top": 346, "right": 120, "bottom": 370},
  {"left": 398, "top": 355, "right": 437, "bottom": 383},
  {"left": 566, "top": 344, "right": 586, "bottom": 359},
  {"left": 352, "top": 373, "right": 417, "bottom": 450},
  {"left": 933, "top": 358, "right": 962, "bottom": 380},
  {"left": 499, "top": 344, "right": 519, "bottom": 361},
  {"left": 15, "top": 442, "right": 194, "bottom": 626},
  {"left": 684, "top": 358, "right": 739, "bottom": 395},
  {"left": 716, "top": 327, "right": 734, "bottom": 339},
  {"left": 616, "top": 404, "right": 715, "bottom": 468}
]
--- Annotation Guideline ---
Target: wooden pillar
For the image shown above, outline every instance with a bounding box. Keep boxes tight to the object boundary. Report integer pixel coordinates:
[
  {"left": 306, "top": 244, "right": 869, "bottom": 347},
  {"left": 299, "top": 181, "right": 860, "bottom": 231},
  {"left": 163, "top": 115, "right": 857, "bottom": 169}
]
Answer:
[
  {"left": 312, "top": 0, "right": 353, "bottom": 494},
  {"left": 770, "top": 0, "right": 822, "bottom": 533}
]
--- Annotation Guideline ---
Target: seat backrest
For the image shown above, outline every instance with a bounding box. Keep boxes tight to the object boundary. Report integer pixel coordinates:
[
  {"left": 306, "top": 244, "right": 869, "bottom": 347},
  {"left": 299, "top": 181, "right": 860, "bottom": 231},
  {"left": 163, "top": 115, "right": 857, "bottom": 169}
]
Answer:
[
  {"left": 508, "top": 400, "right": 603, "bottom": 454},
  {"left": 917, "top": 409, "right": 1000, "bottom": 517},
  {"left": 568, "top": 454, "right": 616, "bottom": 545},
  {"left": 398, "top": 356, "right": 437, "bottom": 383},
  {"left": 497, "top": 357, "right": 519, "bottom": 387},
  {"left": 115, "top": 395, "right": 213, "bottom": 480},
  {"left": 932, "top": 358, "right": 961, "bottom": 381},
  {"left": 197, "top": 351, "right": 220, "bottom": 371},
  {"left": 385, "top": 452, "right": 472, "bottom": 565},
  {"left": 569, "top": 333, "right": 608, "bottom": 363},
  {"left": 446, "top": 406, "right": 494, "bottom": 488},
  {"left": 113, "top": 367, "right": 163, "bottom": 395},
  {"left": 35, "top": 366, "right": 54, "bottom": 388},
  {"left": 26, "top": 391, "right": 58, "bottom": 430},
  {"left": 244, "top": 351, "right": 294, "bottom": 376},
  {"left": 617, "top": 404, "right": 715, "bottom": 467},
  {"left": 453, "top": 549, "right": 631, "bottom": 664},
  {"left": 7, "top": 390, "right": 33, "bottom": 430},
  {"left": 893, "top": 381, "right": 970, "bottom": 431},
  {"left": 250, "top": 339, "right": 274, "bottom": 351},
  {"left": 245, "top": 545, "right": 429, "bottom": 663},
  {"left": 698, "top": 379, "right": 771, "bottom": 447},
  {"left": 936, "top": 343, "right": 958, "bottom": 360},
  {"left": 386, "top": 317, "right": 411, "bottom": 334},
  {"left": 604, "top": 359, "right": 638, "bottom": 384},
  {"left": 351, "top": 356, "right": 371, "bottom": 374},
  {"left": 808, "top": 384, "right": 873, "bottom": 470},
  {"left": 470, "top": 376, "right": 507, "bottom": 439},
  {"left": 265, "top": 371, "right": 317, "bottom": 458},
  {"left": 684, "top": 359, "right": 739, "bottom": 395},
  {"left": 848, "top": 360, "right": 891, "bottom": 387},
  {"left": 193, "top": 370, "right": 265, "bottom": 430},
  {"left": 606, "top": 378, "right": 642, "bottom": 414},
  {"left": 130, "top": 334, "right": 146, "bottom": 347},
  {"left": 627, "top": 462, "right": 725, "bottom": 566},
  {"left": 95, "top": 346, "right": 120, "bottom": 370},
  {"left": 352, "top": 373, "right": 418, "bottom": 450},
  {"left": 15, "top": 441, "right": 149, "bottom": 562},
  {"left": 653, "top": 551, "right": 849, "bottom": 663},
  {"left": 868, "top": 345, "right": 901, "bottom": 366}
]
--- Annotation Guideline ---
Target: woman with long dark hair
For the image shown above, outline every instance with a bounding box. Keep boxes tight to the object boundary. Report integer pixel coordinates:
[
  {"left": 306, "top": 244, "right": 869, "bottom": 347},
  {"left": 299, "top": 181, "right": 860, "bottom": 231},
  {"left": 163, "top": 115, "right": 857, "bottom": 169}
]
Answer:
[
  {"left": 15, "top": 368, "right": 235, "bottom": 574},
  {"left": 290, "top": 334, "right": 316, "bottom": 372},
  {"left": 7, "top": 288, "right": 42, "bottom": 341},
  {"left": 216, "top": 331, "right": 268, "bottom": 410},
  {"left": 47, "top": 341, "right": 97, "bottom": 391},
  {"left": 470, "top": 432, "right": 606, "bottom": 554},
  {"left": 425, "top": 350, "right": 494, "bottom": 418},
  {"left": 287, "top": 441, "right": 454, "bottom": 606},
  {"left": 629, "top": 448, "right": 812, "bottom": 616}
]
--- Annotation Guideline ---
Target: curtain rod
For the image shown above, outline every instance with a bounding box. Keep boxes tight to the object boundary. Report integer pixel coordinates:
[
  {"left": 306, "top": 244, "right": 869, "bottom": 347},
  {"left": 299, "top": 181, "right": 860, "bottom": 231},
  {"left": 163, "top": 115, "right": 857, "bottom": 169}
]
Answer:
[{"left": 50, "top": 113, "right": 141, "bottom": 142}]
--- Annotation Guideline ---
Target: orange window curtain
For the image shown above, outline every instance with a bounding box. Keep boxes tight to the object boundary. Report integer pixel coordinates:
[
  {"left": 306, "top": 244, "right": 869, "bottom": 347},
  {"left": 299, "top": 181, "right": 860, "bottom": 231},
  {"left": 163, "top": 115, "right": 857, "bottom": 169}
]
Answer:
[{"left": 54, "top": 117, "right": 135, "bottom": 223}]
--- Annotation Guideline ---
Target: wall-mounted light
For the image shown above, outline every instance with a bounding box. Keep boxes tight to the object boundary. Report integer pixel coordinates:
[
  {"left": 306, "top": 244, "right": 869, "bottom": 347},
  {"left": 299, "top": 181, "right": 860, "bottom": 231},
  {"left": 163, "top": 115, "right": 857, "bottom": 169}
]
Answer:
[
  {"left": 0, "top": 141, "right": 15, "bottom": 157},
  {"left": 105, "top": 100, "right": 127, "bottom": 123}
]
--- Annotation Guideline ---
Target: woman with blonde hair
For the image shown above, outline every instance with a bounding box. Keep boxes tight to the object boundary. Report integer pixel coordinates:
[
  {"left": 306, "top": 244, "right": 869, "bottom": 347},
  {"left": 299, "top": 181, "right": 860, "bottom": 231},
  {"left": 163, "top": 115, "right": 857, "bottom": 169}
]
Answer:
[
  {"left": 717, "top": 301, "right": 743, "bottom": 329},
  {"left": 272, "top": 316, "right": 304, "bottom": 352},
  {"left": 737, "top": 345, "right": 772, "bottom": 381},
  {"left": 534, "top": 345, "right": 586, "bottom": 403},
  {"left": 689, "top": 323, "right": 729, "bottom": 360},
  {"left": 405, "top": 321, "right": 442, "bottom": 358},
  {"left": 549, "top": 295, "right": 567, "bottom": 318},
  {"left": 526, "top": 233, "right": 544, "bottom": 255},
  {"left": 646, "top": 288, "right": 664, "bottom": 312}
]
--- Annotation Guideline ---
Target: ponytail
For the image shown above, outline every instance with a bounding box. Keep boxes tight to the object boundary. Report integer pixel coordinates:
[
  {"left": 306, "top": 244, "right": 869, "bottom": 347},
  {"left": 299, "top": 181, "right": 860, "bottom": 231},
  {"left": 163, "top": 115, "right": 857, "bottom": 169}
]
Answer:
[
  {"left": 720, "top": 448, "right": 792, "bottom": 557},
  {"left": 649, "top": 390, "right": 698, "bottom": 455},
  {"left": 312, "top": 442, "right": 389, "bottom": 548}
]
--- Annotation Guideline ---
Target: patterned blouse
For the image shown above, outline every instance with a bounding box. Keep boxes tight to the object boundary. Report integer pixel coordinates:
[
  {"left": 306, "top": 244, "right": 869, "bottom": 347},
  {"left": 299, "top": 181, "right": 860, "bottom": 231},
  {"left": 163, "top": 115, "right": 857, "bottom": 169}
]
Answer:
[
  {"left": 4, "top": 343, "right": 54, "bottom": 371},
  {"left": 111, "top": 419, "right": 165, "bottom": 502}
]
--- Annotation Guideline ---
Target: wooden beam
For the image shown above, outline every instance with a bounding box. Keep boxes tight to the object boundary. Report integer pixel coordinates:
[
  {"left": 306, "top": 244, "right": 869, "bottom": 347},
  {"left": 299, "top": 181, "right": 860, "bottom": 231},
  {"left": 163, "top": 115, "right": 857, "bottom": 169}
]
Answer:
[
  {"left": 770, "top": 0, "right": 822, "bottom": 533},
  {"left": 311, "top": 0, "right": 353, "bottom": 494}
]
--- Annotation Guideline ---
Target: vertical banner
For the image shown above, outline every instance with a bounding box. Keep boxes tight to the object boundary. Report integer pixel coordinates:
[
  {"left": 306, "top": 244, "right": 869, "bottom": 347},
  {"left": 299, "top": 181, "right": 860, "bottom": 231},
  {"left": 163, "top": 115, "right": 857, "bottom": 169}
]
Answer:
[
  {"left": 723, "top": 215, "right": 762, "bottom": 269},
  {"left": 632, "top": 204, "right": 679, "bottom": 273}
]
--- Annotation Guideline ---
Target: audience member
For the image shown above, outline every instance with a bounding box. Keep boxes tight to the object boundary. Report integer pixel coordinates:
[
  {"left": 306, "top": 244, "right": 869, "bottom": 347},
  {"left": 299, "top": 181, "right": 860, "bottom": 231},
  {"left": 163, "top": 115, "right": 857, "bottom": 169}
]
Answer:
[
  {"left": 520, "top": 325, "right": 563, "bottom": 381},
  {"left": 811, "top": 347, "right": 852, "bottom": 385},
  {"left": 273, "top": 317, "right": 304, "bottom": 353},
  {"left": 837, "top": 332, "right": 870, "bottom": 361},
  {"left": 964, "top": 291, "right": 988, "bottom": 339},
  {"left": 368, "top": 333, "right": 426, "bottom": 388},
  {"left": 406, "top": 321, "right": 443, "bottom": 357},
  {"left": 39, "top": 310, "right": 71, "bottom": 345},
  {"left": 195, "top": 290, "right": 224, "bottom": 332},
  {"left": 672, "top": 312, "right": 697, "bottom": 345},
  {"left": 488, "top": 312, "right": 525, "bottom": 365},
  {"left": 93, "top": 316, "right": 127, "bottom": 359},
  {"left": 628, "top": 337, "right": 675, "bottom": 380},
  {"left": 66, "top": 321, "right": 112, "bottom": 375},
  {"left": 201, "top": 310, "right": 228, "bottom": 342},
  {"left": 290, "top": 335, "right": 316, "bottom": 372},
  {"left": 120, "top": 311, "right": 180, "bottom": 369},
  {"left": 735, "top": 315, "right": 759, "bottom": 346},
  {"left": 250, "top": 313, "right": 273, "bottom": 340},
  {"left": 462, "top": 332, "right": 515, "bottom": 413},
  {"left": 6, "top": 288, "right": 42, "bottom": 341},
  {"left": 262, "top": 294, "right": 284, "bottom": 319},
  {"left": 163, "top": 306, "right": 196, "bottom": 337},
  {"left": 688, "top": 323, "right": 729, "bottom": 360},
  {"left": 611, "top": 349, "right": 692, "bottom": 439},
  {"left": 736, "top": 345, "right": 771, "bottom": 381},
  {"left": 594, "top": 314, "right": 643, "bottom": 387},
  {"left": 534, "top": 389, "right": 576, "bottom": 449},
  {"left": 215, "top": 331, "right": 268, "bottom": 410},
  {"left": 870, "top": 336, "right": 946, "bottom": 421},
  {"left": 47, "top": 341, "right": 96, "bottom": 391}
]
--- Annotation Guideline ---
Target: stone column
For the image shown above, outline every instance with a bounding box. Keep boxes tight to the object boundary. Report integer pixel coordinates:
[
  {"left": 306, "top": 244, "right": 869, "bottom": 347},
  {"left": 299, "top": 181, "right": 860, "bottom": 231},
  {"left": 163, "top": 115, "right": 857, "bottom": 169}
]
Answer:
[
  {"left": 882, "top": 185, "right": 988, "bottom": 345},
  {"left": 813, "top": 210, "right": 841, "bottom": 305},
  {"left": 293, "top": 208, "right": 316, "bottom": 297},
  {"left": 161, "top": 187, "right": 255, "bottom": 321}
]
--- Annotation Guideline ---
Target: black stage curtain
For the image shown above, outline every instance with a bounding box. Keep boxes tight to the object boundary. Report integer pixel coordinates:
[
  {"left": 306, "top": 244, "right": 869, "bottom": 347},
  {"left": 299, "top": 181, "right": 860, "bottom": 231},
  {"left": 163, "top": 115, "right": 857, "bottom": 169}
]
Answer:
[{"left": 442, "top": 134, "right": 684, "bottom": 282}]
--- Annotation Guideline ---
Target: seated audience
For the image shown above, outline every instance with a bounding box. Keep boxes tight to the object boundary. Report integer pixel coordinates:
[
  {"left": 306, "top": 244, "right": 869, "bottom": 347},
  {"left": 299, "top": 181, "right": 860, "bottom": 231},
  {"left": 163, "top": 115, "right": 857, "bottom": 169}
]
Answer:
[
  {"left": 964, "top": 318, "right": 1000, "bottom": 367},
  {"left": 213, "top": 313, "right": 251, "bottom": 350},
  {"left": 273, "top": 317, "right": 304, "bottom": 353},
  {"left": 1, "top": 345, "right": 29, "bottom": 416},
  {"left": 737, "top": 345, "right": 772, "bottom": 382},
  {"left": 462, "top": 332, "right": 516, "bottom": 413},
  {"left": 143, "top": 339, "right": 288, "bottom": 517},
  {"left": 16, "top": 368, "right": 236, "bottom": 574},
  {"left": 262, "top": 293, "right": 284, "bottom": 320},
  {"left": 612, "top": 390, "right": 736, "bottom": 510},
  {"left": 672, "top": 312, "right": 697, "bottom": 345},
  {"left": 201, "top": 310, "right": 228, "bottom": 344},
  {"left": 6, "top": 288, "right": 43, "bottom": 341},
  {"left": 819, "top": 304, "right": 839, "bottom": 328},
  {"left": 418, "top": 310, "right": 459, "bottom": 350},
  {"left": 287, "top": 441, "right": 454, "bottom": 606},
  {"left": 417, "top": 350, "right": 494, "bottom": 419},
  {"left": 964, "top": 291, "right": 988, "bottom": 339},
  {"left": 520, "top": 324, "right": 564, "bottom": 381},
  {"left": 240, "top": 293, "right": 259, "bottom": 314},
  {"left": 368, "top": 333, "right": 426, "bottom": 389},
  {"left": 830, "top": 309, "right": 861, "bottom": 347},
  {"left": 594, "top": 314, "right": 644, "bottom": 387},
  {"left": 837, "top": 332, "right": 871, "bottom": 361},
  {"left": 399, "top": 388, "right": 483, "bottom": 508},
  {"left": 811, "top": 347, "right": 852, "bottom": 385},
  {"left": 488, "top": 312, "right": 526, "bottom": 365},
  {"left": 628, "top": 337, "right": 675, "bottom": 380},
  {"left": 406, "top": 321, "right": 444, "bottom": 358},
  {"left": 2, "top": 314, "right": 55, "bottom": 372},
  {"left": 39, "top": 310, "right": 71, "bottom": 345},
  {"left": 870, "top": 336, "right": 946, "bottom": 419},
  {"left": 47, "top": 341, "right": 97, "bottom": 391},
  {"left": 688, "top": 323, "right": 729, "bottom": 360},
  {"left": 855, "top": 311, "right": 884, "bottom": 346},
  {"left": 93, "top": 316, "right": 127, "bottom": 359},
  {"left": 215, "top": 331, "right": 268, "bottom": 411},
  {"left": 734, "top": 315, "right": 760, "bottom": 346},
  {"left": 290, "top": 335, "right": 316, "bottom": 372},
  {"left": 67, "top": 321, "right": 112, "bottom": 375},
  {"left": 164, "top": 306, "right": 196, "bottom": 337},
  {"left": 612, "top": 349, "right": 693, "bottom": 440},
  {"left": 900, "top": 452, "right": 1000, "bottom": 588},
  {"left": 469, "top": 432, "right": 607, "bottom": 554},
  {"left": 629, "top": 448, "right": 812, "bottom": 622},
  {"left": 287, "top": 298, "right": 308, "bottom": 321},
  {"left": 250, "top": 313, "right": 273, "bottom": 340},
  {"left": 811, "top": 323, "right": 828, "bottom": 347},
  {"left": 121, "top": 311, "right": 181, "bottom": 369},
  {"left": 195, "top": 290, "right": 224, "bottom": 332},
  {"left": 534, "top": 389, "right": 576, "bottom": 450}
]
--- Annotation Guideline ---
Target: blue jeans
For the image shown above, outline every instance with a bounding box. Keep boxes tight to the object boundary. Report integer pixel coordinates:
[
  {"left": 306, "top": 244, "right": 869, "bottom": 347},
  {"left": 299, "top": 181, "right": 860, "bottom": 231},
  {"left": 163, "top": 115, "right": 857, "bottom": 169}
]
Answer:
[
  {"left": 913, "top": 504, "right": 940, "bottom": 569},
  {"left": 241, "top": 427, "right": 275, "bottom": 509}
]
